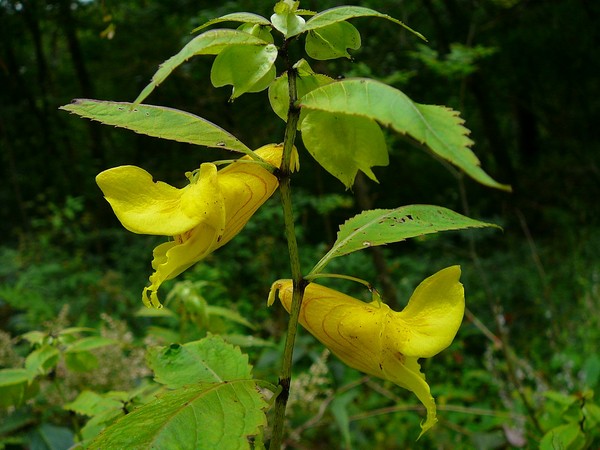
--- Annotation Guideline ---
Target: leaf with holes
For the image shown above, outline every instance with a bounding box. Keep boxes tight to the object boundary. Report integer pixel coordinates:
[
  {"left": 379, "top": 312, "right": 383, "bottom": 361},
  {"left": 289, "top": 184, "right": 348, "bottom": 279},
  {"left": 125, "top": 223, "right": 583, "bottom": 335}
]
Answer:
[
  {"left": 310, "top": 205, "right": 498, "bottom": 274},
  {"left": 299, "top": 78, "right": 511, "bottom": 191},
  {"left": 60, "top": 100, "right": 251, "bottom": 154}
]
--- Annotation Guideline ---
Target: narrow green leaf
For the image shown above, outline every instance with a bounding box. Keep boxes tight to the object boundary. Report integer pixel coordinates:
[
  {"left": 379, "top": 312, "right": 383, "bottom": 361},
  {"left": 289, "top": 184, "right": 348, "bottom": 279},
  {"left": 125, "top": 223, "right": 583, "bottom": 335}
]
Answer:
[
  {"left": 147, "top": 335, "right": 253, "bottom": 389},
  {"left": 60, "top": 100, "right": 252, "bottom": 154},
  {"left": 310, "top": 205, "right": 498, "bottom": 274},
  {"left": 305, "top": 21, "right": 361, "bottom": 60},
  {"left": 134, "top": 29, "right": 270, "bottom": 104},
  {"left": 89, "top": 381, "right": 267, "bottom": 450},
  {"left": 207, "top": 305, "right": 256, "bottom": 330},
  {"left": 65, "top": 336, "right": 118, "bottom": 353},
  {"left": 210, "top": 44, "right": 277, "bottom": 99},
  {"left": 301, "top": 111, "right": 388, "bottom": 187},
  {"left": 302, "top": 6, "right": 426, "bottom": 41},
  {"left": 192, "top": 12, "right": 271, "bottom": 33},
  {"left": 299, "top": 79, "right": 511, "bottom": 191}
]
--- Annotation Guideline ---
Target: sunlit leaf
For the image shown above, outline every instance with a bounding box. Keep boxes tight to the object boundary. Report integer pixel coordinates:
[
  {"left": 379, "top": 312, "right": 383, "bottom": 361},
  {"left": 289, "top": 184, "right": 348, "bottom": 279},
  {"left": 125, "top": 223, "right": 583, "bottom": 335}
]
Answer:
[
  {"left": 147, "top": 335, "right": 253, "bottom": 389},
  {"left": 302, "top": 6, "right": 425, "bottom": 41},
  {"left": 540, "top": 423, "right": 586, "bottom": 450},
  {"left": 305, "top": 21, "right": 361, "bottom": 60},
  {"left": 310, "top": 205, "right": 498, "bottom": 274},
  {"left": 271, "top": 7, "right": 305, "bottom": 37},
  {"left": 210, "top": 44, "right": 277, "bottom": 99},
  {"left": 268, "top": 59, "right": 334, "bottom": 126},
  {"left": 88, "top": 381, "right": 266, "bottom": 450},
  {"left": 60, "top": 100, "right": 252, "bottom": 154},
  {"left": 299, "top": 79, "right": 511, "bottom": 190},
  {"left": 192, "top": 12, "right": 271, "bottom": 33},
  {"left": 301, "top": 111, "right": 388, "bottom": 187},
  {"left": 134, "top": 29, "right": 270, "bottom": 104}
]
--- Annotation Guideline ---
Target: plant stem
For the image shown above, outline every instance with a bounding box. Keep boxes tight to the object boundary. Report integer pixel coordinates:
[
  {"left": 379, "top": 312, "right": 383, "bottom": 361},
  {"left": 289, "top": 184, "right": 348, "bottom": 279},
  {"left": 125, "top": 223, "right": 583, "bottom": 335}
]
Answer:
[{"left": 269, "top": 47, "right": 305, "bottom": 450}]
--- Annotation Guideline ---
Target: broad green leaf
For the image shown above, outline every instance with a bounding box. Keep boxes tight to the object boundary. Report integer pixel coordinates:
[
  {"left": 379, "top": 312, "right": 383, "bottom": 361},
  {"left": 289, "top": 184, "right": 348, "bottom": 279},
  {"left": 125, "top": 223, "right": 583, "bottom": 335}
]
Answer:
[
  {"left": 88, "top": 380, "right": 267, "bottom": 450},
  {"left": 20, "top": 330, "right": 46, "bottom": 345},
  {"left": 271, "top": 5, "right": 306, "bottom": 37},
  {"left": 60, "top": 100, "right": 252, "bottom": 154},
  {"left": 540, "top": 423, "right": 586, "bottom": 450},
  {"left": 299, "top": 79, "right": 511, "bottom": 191},
  {"left": 0, "top": 369, "right": 37, "bottom": 407},
  {"left": 192, "top": 12, "right": 271, "bottom": 33},
  {"left": 210, "top": 44, "right": 277, "bottom": 99},
  {"left": 305, "top": 21, "right": 361, "bottom": 60},
  {"left": 310, "top": 205, "right": 498, "bottom": 274},
  {"left": 268, "top": 59, "right": 334, "bottom": 126},
  {"left": 237, "top": 22, "right": 274, "bottom": 44},
  {"left": 147, "top": 335, "right": 253, "bottom": 389},
  {"left": 301, "top": 6, "right": 426, "bottom": 41},
  {"left": 64, "top": 390, "right": 123, "bottom": 417},
  {"left": 134, "top": 29, "right": 269, "bottom": 104},
  {"left": 24, "top": 345, "right": 60, "bottom": 376},
  {"left": 301, "top": 111, "right": 388, "bottom": 187}
]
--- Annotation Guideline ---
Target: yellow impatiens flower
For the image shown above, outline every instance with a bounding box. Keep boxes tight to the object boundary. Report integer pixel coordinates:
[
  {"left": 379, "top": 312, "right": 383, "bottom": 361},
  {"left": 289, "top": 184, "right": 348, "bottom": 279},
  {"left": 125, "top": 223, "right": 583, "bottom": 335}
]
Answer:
[
  {"left": 268, "top": 266, "right": 465, "bottom": 436},
  {"left": 97, "top": 144, "right": 298, "bottom": 308}
]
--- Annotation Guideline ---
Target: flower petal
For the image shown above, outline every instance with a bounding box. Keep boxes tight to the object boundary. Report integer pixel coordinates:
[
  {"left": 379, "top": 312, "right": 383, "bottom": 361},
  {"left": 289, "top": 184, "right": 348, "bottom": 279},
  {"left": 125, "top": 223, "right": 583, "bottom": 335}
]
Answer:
[
  {"left": 96, "top": 164, "right": 223, "bottom": 236},
  {"left": 394, "top": 266, "right": 465, "bottom": 358}
]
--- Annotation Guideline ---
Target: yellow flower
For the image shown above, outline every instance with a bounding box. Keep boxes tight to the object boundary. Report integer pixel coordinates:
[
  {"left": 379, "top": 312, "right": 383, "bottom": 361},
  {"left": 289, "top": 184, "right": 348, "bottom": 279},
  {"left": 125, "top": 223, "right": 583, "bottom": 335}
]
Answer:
[
  {"left": 97, "top": 144, "right": 298, "bottom": 308},
  {"left": 268, "top": 266, "right": 465, "bottom": 436}
]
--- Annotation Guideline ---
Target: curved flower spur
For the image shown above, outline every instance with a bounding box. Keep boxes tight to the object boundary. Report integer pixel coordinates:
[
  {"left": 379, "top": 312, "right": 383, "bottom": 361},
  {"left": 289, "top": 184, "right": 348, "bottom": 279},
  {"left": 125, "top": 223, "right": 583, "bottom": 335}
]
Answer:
[
  {"left": 97, "top": 143, "right": 299, "bottom": 308},
  {"left": 268, "top": 265, "right": 465, "bottom": 436}
]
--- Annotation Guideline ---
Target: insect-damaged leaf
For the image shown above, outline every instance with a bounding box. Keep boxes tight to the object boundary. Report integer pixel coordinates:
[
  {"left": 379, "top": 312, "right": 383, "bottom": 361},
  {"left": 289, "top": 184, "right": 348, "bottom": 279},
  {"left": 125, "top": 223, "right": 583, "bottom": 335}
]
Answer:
[{"left": 310, "top": 205, "right": 498, "bottom": 274}]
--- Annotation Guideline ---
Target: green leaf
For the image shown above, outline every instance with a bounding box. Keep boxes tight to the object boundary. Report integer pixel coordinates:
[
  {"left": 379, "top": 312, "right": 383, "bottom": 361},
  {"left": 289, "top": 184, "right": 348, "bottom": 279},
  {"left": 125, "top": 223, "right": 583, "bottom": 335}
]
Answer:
[
  {"left": 210, "top": 44, "right": 277, "bottom": 99},
  {"left": 299, "top": 78, "right": 511, "bottom": 191},
  {"left": 305, "top": 21, "right": 361, "bottom": 60},
  {"left": 65, "top": 336, "right": 118, "bottom": 353},
  {"left": 64, "top": 351, "right": 98, "bottom": 372},
  {"left": 301, "top": 111, "right": 388, "bottom": 187},
  {"left": 147, "top": 335, "right": 253, "bottom": 389},
  {"left": 20, "top": 331, "right": 47, "bottom": 345},
  {"left": 310, "top": 205, "right": 498, "bottom": 274},
  {"left": 27, "top": 423, "right": 74, "bottom": 450},
  {"left": 24, "top": 345, "right": 60, "bottom": 376},
  {"left": 302, "top": 6, "right": 426, "bottom": 41},
  {"left": 64, "top": 390, "right": 123, "bottom": 417},
  {"left": 60, "top": 100, "right": 252, "bottom": 154},
  {"left": 540, "top": 423, "right": 587, "bottom": 450},
  {"left": 270, "top": 8, "right": 306, "bottom": 37},
  {"left": 88, "top": 380, "right": 267, "bottom": 450},
  {"left": 192, "top": 12, "right": 271, "bottom": 33},
  {"left": 268, "top": 59, "right": 334, "bottom": 126},
  {"left": 207, "top": 305, "right": 256, "bottom": 330},
  {"left": 133, "top": 29, "right": 270, "bottom": 104},
  {"left": 0, "top": 369, "right": 37, "bottom": 407}
]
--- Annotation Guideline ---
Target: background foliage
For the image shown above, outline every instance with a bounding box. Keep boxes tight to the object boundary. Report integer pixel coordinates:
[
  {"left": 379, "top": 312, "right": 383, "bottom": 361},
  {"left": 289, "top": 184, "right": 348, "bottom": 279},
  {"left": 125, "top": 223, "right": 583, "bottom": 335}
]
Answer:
[{"left": 1, "top": 0, "right": 599, "bottom": 448}]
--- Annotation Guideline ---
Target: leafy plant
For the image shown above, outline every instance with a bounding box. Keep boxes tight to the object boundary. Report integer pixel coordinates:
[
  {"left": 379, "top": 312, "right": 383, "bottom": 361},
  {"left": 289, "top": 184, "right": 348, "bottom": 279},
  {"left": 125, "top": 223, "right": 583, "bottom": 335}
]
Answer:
[{"left": 56, "top": 1, "right": 508, "bottom": 448}]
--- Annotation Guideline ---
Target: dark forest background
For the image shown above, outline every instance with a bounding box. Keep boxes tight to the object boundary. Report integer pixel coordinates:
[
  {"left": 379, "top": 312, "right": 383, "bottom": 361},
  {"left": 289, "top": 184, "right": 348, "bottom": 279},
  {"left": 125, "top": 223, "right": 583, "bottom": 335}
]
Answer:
[{"left": 1, "top": 0, "right": 599, "bottom": 448}]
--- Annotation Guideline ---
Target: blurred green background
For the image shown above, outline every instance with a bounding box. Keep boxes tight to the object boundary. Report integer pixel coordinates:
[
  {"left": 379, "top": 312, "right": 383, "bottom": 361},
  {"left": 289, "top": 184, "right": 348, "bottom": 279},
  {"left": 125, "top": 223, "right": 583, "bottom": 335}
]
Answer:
[{"left": 1, "top": 0, "right": 599, "bottom": 448}]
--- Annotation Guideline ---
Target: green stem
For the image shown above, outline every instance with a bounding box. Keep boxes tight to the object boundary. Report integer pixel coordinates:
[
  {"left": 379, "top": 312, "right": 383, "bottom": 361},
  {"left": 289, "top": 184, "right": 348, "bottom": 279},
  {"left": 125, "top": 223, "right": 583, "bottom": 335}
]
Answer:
[{"left": 269, "top": 45, "right": 305, "bottom": 450}]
